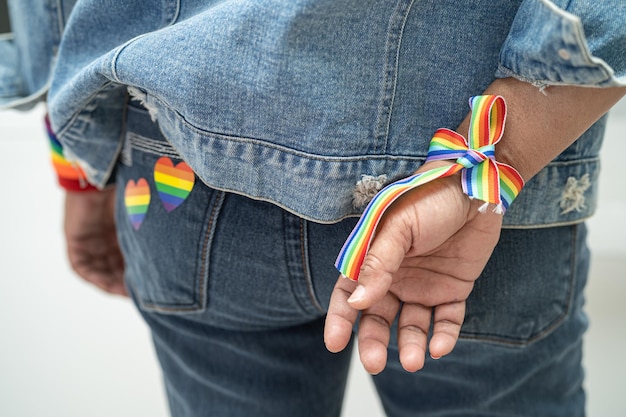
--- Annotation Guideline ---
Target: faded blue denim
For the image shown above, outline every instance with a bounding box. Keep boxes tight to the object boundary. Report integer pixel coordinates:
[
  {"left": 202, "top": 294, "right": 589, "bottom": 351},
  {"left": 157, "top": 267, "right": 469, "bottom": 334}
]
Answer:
[
  {"left": 113, "top": 102, "right": 589, "bottom": 416},
  {"left": 2, "top": 0, "right": 625, "bottom": 225},
  {"left": 0, "top": 2, "right": 616, "bottom": 415}
]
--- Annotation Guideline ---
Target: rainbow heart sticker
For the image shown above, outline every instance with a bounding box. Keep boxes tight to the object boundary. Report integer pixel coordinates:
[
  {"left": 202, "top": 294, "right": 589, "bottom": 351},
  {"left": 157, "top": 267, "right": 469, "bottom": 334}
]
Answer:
[
  {"left": 153, "top": 157, "right": 195, "bottom": 212},
  {"left": 125, "top": 178, "right": 151, "bottom": 230}
]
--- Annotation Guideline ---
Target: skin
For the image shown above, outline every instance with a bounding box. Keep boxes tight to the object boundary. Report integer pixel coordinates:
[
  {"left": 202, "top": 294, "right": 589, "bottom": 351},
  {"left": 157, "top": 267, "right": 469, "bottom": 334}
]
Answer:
[
  {"left": 64, "top": 187, "right": 127, "bottom": 297},
  {"left": 325, "top": 173, "right": 499, "bottom": 374},
  {"left": 324, "top": 78, "right": 626, "bottom": 374},
  {"left": 63, "top": 78, "right": 625, "bottom": 373}
]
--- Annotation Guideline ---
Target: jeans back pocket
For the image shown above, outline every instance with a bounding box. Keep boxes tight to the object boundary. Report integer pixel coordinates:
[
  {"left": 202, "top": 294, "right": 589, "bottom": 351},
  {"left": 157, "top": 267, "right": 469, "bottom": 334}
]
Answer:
[
  {"left": 115, "top": 103, "right": 223, "bottom": 314},
  {"left": 460, "top": 225, "right": 586, "bottom": 346}
]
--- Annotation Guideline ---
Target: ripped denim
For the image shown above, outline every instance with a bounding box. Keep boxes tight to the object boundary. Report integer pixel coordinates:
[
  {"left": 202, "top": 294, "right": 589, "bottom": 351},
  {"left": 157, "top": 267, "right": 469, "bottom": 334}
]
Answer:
[{"left": 115, "top": 101, "right": 588, "bottom": 417}]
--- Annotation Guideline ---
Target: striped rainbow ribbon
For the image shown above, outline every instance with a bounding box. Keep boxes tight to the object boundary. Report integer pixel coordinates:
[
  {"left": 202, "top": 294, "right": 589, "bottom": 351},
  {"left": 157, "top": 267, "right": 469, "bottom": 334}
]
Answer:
[
  {"left": 335, "top": 95, "right": 525, "bottom": 281},
  {"left": 46, "top": 115, "right": 96, "bottom": 191}
]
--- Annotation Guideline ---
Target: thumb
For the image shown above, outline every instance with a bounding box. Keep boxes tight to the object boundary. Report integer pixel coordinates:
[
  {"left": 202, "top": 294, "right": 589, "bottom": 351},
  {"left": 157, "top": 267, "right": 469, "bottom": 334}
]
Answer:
[{"left": 347, "top": 213, "right": 412, "bottom": 310}]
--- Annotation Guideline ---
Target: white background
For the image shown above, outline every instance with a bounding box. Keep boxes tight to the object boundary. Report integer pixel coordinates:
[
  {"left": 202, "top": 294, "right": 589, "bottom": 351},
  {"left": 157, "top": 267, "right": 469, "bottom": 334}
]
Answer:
[{"left": 1, "top": 98, "right": 625, "bottom": 416}]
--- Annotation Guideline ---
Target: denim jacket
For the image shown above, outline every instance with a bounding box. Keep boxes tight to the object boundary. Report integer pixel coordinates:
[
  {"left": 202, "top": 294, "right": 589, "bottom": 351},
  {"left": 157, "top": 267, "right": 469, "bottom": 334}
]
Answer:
[{"left": 2, "top": 0, "right": 625, "bottom": 225}]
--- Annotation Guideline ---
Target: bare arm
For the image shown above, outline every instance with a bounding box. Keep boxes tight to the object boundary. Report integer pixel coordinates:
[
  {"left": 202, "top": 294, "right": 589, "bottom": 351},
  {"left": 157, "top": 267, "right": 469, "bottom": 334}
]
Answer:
[
  {"left": 324, "top": 79, "right": 626, "bottom": 374},
  {"left": 483, "top": 78, "right": 626, "bottom": 181}
]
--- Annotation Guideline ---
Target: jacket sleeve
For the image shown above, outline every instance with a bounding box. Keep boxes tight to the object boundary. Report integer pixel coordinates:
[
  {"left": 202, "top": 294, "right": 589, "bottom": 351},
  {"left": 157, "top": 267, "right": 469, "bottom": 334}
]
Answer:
[
  {"left": 0, "top": 0, "right": 78, "bottom": 110},
  {"left": 496, "top": 0, "right": 626, "bottom": 88}
]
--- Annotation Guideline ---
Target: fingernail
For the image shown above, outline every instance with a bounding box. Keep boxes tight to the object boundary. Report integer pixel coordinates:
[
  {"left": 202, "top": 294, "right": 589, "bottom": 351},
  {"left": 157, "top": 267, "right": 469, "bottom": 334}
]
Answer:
[
  {"left": 348, "top": 285, "right": 366, "bottom": 303},
  {"left": 430, "top": 354, "right": 441, "bottom": 360}
]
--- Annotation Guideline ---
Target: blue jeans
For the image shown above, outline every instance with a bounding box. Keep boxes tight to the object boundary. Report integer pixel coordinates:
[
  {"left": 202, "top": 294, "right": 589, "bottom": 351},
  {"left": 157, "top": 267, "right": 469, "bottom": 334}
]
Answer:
[{"left": 115, "top": 102, "right": 589, "bottom": 416}]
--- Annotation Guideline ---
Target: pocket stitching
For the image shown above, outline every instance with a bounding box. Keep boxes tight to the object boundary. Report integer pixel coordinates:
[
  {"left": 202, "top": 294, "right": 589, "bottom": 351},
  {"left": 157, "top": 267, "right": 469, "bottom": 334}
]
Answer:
[
  {"left": 299, "top": 219, "right": 325, "bottom": 314},
  {"left": 136, "top": 189, "right": 225, "bottom": 314},
  {"left": 458, "top": 226, "right": 578, "bottom": 347}
]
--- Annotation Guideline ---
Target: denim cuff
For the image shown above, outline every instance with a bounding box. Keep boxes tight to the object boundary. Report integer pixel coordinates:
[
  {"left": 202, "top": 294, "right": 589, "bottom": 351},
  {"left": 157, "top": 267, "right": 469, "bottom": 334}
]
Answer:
[
  {"left": 497, "top": 0, "right": 626, "bottom": 88},
  {"left": 46, "top": 114, "right": 98, "bottom": 192}
]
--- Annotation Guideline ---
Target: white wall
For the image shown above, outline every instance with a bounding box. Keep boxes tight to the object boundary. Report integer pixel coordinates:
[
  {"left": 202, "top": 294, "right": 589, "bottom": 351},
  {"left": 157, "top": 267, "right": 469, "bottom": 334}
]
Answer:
[
  {"left": 586, "top": 98, "right": 626, "bottom": 257},
  {"left": 1, "top": 98, "right": 624, "bottom": 416}
]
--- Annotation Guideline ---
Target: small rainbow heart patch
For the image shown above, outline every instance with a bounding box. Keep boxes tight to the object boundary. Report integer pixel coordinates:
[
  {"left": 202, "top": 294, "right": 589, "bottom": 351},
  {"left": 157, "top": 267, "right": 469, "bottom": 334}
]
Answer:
[
  {"left": 125, "top": 178, "right": 151, "bottom": 230},
  {"left": 154, "top": 157, "right": 195, "bottom": 212}
]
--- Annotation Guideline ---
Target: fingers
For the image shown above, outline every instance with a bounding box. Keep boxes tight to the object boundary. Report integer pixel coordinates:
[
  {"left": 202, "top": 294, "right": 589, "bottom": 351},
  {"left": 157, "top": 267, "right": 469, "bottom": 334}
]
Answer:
[
  {"left": 63, "top": 188, "right": 127, "bottom": 297},
  {"left": 69, "top": 249, "right": 127, "bottom": 296},
  {"left": 327, "top": 277, "right": 466, "bottom": 373},
  {"left": 325, "top": 275, "right": 402, "bottom": 375},
  {"left": 343, "top": 241, "right": 401, "bottom": 374},
  {"left": 324, "top": 276, "right": 359, "bottom": 353},
  {"left": 397, "top": 302, "right": 432, "bottom": 372},
  {"left": 356, "top": 292, "right": 400, "bottom": 375},
  {"left": 348, "top": 177, "right": 470, "bottom": 311},
  {"left": 347, "top": 216, "right": 411, "bottom": 311},
  {"left": 334, "top": 175, "right": 486, "bottom": 373},
  {"left": 429, "top": 301, "right": 465, "bottom": 360},
  {"left": 81, "top": 271, "right": 128, "bottom": 296}
]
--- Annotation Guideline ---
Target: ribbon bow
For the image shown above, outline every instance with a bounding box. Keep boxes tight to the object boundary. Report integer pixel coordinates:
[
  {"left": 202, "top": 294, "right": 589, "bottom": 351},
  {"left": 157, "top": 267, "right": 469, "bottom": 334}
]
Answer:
[{"left": 335, "top": 95, "right": 525, "bottom": 281}]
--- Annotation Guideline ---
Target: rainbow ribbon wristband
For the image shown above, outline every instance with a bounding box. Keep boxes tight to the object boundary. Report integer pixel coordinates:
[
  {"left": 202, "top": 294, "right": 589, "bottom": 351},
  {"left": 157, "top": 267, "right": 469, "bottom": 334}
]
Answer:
[
  {"left": 46, "top": 115, "right": 97, "bottom": 191},
  {"left": 335, "top": 95, "right": 525, "bottom": 281}
]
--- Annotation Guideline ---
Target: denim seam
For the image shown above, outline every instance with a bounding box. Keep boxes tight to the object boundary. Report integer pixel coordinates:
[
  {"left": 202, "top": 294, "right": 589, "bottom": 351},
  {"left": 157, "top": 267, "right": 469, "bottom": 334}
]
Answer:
[
  {"left": 195, "top": 190, "right": 225, "bottom": 313},
  {"left": 110, "top": 34, "right": 152, "bottom": 84},
  {"left": 299, "top": 220, "right": 324, "bottom": 314},
  {"left": 282, "top": 212, "right": 321, "bottom": 316},
  {"left": 142, "top": 90, "right": 606, "bottom": 167},
  {"left": 54, "top": 81, "right": 116, "bottom": 136},
  {"left": 501, "top": 216, "right": 590, "bottom": 230},
  {"left": 127, "top": 131, "right": 181, "bottom": 158},
  {"left": 137, "top": 189, "right": 224, "bottom": 313},
  {"left": 283, "top": 213, "right": 308, "bottom": 314},
  {"left": 373, "top": 0, "right": 416, "bottom": 153},
  {"left": 153, "top": 93, "right": 427, "bottom": 163},
  {"left": 496, "top": 63, "right": 614, "bottom": 89},
  {"left": 54, "top": 85, "right": 126, "bottom": 189},
  {"left": 116, "top": 93, "right": 130, "bottom": 177},
  {"left": 564, "top": 223, "right": 580, "bottom": 322},
  {"left": 50, "top": 0, "right": 62, "bottom": 46},
  {"left": 163, "top": 0, "right": 181, "bottom": 26}
]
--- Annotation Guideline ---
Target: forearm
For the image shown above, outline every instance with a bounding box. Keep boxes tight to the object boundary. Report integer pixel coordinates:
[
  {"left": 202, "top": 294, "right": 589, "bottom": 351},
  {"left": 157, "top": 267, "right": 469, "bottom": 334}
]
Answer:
[{"left": 456, "top": 77, "right": 626, "bottom": 181}]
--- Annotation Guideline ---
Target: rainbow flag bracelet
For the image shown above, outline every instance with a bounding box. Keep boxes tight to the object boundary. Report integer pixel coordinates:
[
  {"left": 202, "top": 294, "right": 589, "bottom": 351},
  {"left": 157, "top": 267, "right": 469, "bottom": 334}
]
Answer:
[
  {"left": 335, "top": 95, "right": 525, "bottom": 281},
  {"left": 46, "top": 115, "right": 97, "bottom": 192}
]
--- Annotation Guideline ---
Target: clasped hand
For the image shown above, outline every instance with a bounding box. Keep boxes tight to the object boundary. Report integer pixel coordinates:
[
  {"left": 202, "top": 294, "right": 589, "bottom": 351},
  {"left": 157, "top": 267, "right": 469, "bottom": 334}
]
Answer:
[
  {"left": 62, "top": 165, "right": 503, "bottom": 374},
  {"left": 324, "top": 167, "right": 503, "bottom": 374},
  {"left": 64, "top": 188, "right": 127, "bottom": 296}
]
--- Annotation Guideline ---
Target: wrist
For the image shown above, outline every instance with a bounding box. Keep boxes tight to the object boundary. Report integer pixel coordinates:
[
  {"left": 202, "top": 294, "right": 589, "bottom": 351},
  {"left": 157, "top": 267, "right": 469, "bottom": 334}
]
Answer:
[{"left": 480, "top": 78, "right": 626, "bottom": 182}]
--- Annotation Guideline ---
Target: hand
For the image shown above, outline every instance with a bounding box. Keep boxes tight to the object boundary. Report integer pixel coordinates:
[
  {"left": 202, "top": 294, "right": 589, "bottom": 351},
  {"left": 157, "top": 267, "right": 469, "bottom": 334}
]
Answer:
[
  {"left": 64, "top": 187, "right": 127, "bottom": 296},
  {"left": 324, "top": 79, "right": 625, "bottom": 375},
  {"left": 324, "top": 169, "right": 502, "bottom": 374}
]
